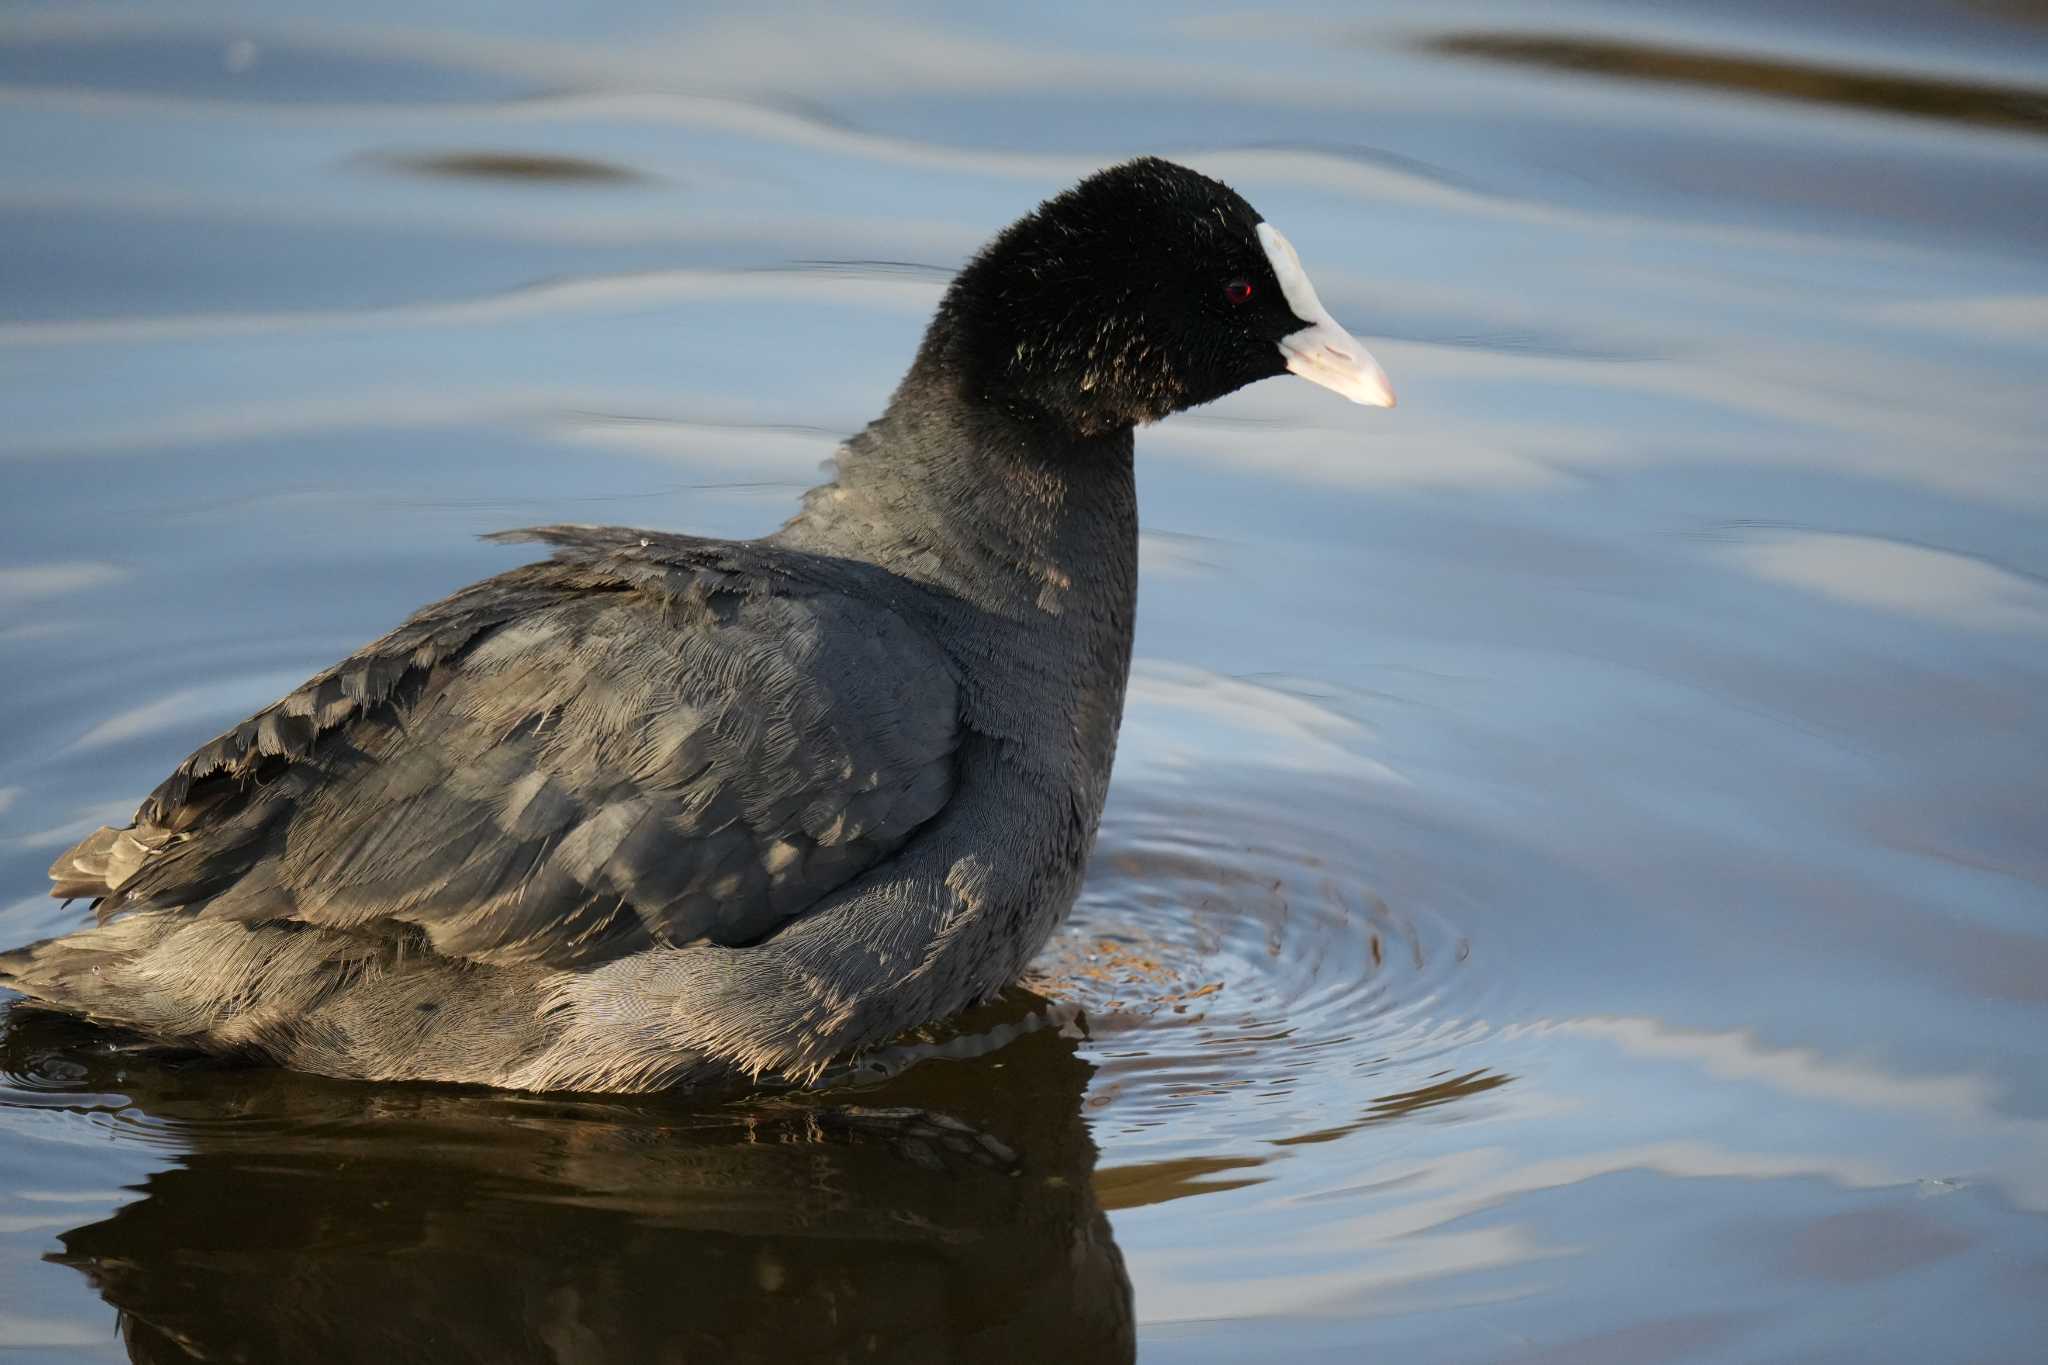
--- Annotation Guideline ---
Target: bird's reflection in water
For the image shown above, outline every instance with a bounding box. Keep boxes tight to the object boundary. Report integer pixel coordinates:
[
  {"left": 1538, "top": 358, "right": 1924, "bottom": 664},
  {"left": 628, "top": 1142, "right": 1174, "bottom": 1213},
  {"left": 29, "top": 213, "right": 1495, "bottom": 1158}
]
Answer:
[{"left": 5, "top": 994, "right": 1133, "bottom": 1364}]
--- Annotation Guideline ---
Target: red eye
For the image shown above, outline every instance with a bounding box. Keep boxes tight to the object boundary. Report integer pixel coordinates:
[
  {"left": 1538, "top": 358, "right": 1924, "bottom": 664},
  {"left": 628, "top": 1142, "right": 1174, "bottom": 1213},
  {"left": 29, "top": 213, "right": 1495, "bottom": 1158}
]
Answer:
[{"left": 1223, "top": 279, "right": 1254, "bottom": 305}]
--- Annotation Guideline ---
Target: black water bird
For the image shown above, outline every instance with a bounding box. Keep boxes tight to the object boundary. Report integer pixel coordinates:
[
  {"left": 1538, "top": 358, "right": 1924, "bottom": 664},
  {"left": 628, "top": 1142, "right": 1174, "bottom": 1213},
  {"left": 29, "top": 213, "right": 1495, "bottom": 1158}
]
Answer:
[{"left": 1, "top": 157, "right": 1393, "bottom": 1091}]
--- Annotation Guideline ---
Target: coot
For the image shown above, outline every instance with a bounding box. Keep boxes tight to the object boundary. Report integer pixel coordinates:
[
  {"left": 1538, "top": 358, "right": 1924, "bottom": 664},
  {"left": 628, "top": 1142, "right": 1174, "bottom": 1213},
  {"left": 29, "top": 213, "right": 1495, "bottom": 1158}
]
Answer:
[{"left": 2, "top": 158, "right": 1392, "bottom": 1091}]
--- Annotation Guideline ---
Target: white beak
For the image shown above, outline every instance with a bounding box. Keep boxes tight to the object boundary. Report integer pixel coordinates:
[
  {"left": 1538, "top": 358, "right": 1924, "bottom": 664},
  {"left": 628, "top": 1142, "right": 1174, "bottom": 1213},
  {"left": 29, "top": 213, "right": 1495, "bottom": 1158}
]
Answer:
[{"left": 1257, "top": 222, "right": 1396, "bottom": 409}]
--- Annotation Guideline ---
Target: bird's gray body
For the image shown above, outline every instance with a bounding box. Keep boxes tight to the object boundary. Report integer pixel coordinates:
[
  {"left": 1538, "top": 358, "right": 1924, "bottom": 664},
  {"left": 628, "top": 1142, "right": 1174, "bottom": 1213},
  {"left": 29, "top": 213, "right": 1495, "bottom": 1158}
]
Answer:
[
  {"left": 2, "top": 156, "right": 1387, "bottom": 1092},
  {"left": 4, "top": 372, "right": 1138, "bottom": 1091}
]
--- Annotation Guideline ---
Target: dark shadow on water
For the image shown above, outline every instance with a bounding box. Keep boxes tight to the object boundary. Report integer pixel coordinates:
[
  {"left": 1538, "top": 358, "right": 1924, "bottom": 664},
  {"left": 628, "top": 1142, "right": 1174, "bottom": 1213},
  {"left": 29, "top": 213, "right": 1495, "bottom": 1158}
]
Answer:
[
  {"left": 1270, "top": 1069, "right": 1514, "bottom": 1149},
  {"left": 369, "top": 151, "right": 649, "bottom": 184},
  {"left": 1, "top": 996, "right": 1134, "bottom": 1365},
  {"left": 1092, "top": 1154, "right": 1269, "bottom": 1211},
  {"left": 1429, "top": 31, "right": 2048, "bottom": 136},
  {"left": 1972, "top": 0, "right": 2048, "bottom": 23}
]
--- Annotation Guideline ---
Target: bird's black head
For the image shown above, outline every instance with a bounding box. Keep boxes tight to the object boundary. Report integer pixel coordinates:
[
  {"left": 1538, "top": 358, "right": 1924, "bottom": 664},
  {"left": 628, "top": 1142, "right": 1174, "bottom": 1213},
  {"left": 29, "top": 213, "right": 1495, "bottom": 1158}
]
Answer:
[{"left": 920, "top": 157, "right": 1394, "bottom": 437}]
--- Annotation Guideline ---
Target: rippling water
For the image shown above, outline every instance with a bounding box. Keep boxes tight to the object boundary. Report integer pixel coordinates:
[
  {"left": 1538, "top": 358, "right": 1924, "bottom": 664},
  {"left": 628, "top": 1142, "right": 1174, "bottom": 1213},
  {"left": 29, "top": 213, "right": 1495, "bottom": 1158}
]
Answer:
[{"left": 3, "top": 2, "right": 2046, "bottom": 1360}]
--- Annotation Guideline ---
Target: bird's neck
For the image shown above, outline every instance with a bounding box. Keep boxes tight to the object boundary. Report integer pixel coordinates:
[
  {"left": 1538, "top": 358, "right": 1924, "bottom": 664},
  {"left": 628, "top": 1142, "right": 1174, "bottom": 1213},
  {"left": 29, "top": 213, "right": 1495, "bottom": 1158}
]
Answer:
[
  {"left": 775, "top": 358, "right": 1139, "bottom": 782},
  {"left": 778, "top": 358, "right": 1140, "bottom": 634}
]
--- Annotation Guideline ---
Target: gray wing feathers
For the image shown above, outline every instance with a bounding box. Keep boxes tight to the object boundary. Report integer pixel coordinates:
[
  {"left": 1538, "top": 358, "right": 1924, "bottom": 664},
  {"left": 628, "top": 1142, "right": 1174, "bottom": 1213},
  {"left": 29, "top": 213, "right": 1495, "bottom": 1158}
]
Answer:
[{"left": 49, "top": 527, "right": 961, "bottom": 968}]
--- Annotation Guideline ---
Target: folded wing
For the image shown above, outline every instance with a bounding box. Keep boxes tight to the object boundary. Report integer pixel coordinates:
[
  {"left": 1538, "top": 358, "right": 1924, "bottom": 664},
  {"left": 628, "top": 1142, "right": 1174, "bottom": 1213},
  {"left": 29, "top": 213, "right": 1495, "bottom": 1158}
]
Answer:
[{"left": 49, "top": 528, "right": 961, "bottom": 968}]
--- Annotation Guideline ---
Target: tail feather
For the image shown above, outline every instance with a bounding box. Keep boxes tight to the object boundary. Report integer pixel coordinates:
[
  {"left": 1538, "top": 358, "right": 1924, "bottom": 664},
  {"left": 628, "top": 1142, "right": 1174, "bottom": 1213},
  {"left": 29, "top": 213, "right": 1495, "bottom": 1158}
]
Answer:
[
  {"left": 46, "top": 823, "right": 169, "bottom": 902},
  {"left": 0, "top": 940, "right": 39, "bottom": 990}
]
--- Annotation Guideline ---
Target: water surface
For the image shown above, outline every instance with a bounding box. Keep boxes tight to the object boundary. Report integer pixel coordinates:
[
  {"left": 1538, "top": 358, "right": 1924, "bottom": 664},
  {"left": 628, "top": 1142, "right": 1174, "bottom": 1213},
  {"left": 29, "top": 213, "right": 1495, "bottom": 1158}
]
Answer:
[{"left": 3, "top": 2, "right": 2046, "bottom": 1360}]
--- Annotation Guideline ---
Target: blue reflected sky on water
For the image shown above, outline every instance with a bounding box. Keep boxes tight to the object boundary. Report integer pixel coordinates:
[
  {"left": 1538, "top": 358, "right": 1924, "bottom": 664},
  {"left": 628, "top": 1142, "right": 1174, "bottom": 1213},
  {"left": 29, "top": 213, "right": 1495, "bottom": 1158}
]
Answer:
[{"left": 2, "top": 1, "right": 2046, "bottom": 1360}]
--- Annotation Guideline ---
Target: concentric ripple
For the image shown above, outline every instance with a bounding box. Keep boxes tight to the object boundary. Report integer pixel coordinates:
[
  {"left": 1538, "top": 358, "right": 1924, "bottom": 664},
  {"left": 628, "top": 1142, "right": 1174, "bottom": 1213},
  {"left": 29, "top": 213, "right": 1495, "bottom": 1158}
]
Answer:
[{"left": 1031, "top": 778, "right": 1500, "bottom": 1148}]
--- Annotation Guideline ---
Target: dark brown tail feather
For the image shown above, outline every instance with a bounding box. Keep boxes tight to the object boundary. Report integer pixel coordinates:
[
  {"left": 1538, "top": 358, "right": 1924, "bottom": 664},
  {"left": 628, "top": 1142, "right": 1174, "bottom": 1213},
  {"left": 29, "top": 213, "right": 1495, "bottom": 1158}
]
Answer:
[{"left": 47, "top": 822, "right": 174, "bottom": 902}]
